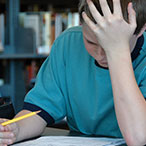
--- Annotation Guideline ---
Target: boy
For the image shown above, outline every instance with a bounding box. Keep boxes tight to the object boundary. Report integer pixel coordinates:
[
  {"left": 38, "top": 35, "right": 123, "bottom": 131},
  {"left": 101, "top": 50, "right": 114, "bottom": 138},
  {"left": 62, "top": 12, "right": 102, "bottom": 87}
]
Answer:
[{"left": 0, "top": 0, "right": 146, "bottom": 145}]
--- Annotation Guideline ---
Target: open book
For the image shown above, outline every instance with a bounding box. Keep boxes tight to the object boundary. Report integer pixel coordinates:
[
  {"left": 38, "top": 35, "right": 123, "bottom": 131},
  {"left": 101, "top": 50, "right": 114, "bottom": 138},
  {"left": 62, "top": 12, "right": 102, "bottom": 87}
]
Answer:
[{"left": 13, "top": 136, "right": 126, "bottom": 146}]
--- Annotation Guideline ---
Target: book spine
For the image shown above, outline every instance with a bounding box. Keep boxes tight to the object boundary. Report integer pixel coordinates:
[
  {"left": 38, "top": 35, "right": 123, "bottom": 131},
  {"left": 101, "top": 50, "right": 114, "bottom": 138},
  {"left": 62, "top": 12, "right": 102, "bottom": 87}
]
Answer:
[{"left": 0, "top": 14, "right": 5, "bottom": 52}]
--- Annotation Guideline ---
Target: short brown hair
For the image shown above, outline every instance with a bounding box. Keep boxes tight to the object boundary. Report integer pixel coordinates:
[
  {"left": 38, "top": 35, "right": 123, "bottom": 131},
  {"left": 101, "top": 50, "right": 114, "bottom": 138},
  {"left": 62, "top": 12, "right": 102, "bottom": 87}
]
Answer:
[{"left": 79, "top": 0, "right": 146, "bottom": 34}]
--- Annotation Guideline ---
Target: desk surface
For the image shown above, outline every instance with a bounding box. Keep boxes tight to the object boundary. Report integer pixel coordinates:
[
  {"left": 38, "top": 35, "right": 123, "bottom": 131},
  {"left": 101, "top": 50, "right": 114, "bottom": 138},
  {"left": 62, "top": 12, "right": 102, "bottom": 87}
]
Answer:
[
  {"left": 13, "top": 128, "right": 126, "bottom": 146},
  {"left": 41, "top": 128, "right": 127, "bottom": 146},
  {"left": 42, "top": 127, "right": 88, "bottom": 137},
  {"left": 42, "top": 127, "right": 70, "bottom": 136}
]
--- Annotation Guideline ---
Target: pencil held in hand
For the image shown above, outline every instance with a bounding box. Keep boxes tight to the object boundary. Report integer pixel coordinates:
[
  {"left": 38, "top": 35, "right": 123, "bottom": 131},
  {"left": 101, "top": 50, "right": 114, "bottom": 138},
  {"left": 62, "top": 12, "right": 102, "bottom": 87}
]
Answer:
[{"left": 1, "top": 110, "right": 41, "bottom": 126}]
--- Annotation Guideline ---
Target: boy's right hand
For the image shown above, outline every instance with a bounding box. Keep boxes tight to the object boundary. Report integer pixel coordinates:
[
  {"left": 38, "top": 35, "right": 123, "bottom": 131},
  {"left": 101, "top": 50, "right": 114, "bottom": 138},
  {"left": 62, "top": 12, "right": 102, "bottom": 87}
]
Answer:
[{"left": 0, "top": 119, "right": 19, "bottom": 146}]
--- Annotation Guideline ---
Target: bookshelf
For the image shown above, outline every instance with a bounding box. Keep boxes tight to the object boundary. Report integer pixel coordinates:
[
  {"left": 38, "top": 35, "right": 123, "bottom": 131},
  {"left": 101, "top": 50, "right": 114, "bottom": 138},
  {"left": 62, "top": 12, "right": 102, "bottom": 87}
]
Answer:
[{"left": 0, "top": 0, "right": 79, "bottom": 113}]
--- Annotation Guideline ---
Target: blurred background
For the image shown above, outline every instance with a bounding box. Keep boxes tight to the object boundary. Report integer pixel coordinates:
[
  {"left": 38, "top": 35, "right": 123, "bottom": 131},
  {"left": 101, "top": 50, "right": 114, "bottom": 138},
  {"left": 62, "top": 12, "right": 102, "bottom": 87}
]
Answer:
[{"left": 0, "top": 0, "right": 79, "bottom": 117}]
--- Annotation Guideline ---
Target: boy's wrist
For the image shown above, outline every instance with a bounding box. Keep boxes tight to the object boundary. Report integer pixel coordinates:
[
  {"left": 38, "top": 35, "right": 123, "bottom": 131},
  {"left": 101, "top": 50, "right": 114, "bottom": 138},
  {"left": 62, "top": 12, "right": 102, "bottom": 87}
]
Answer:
[
  {"left": 14, "top": 122, "right": 21, "bottom": 143},
  {"left": 106, "top": 50, "right": 131, "bottom": 65},
  {"left": 106, "top": 44, "right": 131, "bottom": 58}
]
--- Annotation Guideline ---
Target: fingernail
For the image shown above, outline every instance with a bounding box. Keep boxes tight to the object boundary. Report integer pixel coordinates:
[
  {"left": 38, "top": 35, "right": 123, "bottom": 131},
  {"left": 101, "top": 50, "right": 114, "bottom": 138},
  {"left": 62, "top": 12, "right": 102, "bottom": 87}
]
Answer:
[
  {"left": 128, "top": 2, "right": 132, "bottom": 8},
  {"left": 82, "top": 12, "right": 85, "bottom": 15}
]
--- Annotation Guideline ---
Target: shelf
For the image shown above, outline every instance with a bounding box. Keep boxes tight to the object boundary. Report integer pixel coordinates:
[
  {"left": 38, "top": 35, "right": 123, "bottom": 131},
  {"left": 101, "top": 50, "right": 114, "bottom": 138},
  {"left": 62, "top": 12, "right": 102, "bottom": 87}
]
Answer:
[
  {"left": 20, "top": 0, "right": 79, "bottom": 5},
  {"left": 0, "top": 53, "right": 48, "bottom": 59},
  {"left": 1, "top": 0, "right": 78, "bottom": 113}
]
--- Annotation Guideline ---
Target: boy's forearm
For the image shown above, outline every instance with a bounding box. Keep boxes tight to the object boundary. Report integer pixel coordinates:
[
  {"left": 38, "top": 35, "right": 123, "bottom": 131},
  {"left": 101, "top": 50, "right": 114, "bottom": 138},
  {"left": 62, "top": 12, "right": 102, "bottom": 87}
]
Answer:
[
  {"left": 14, "top": 110, "right": 47, "bottom": 143},
  {"left": 106, "top": 51, "right": 146, "bottom": 145}
]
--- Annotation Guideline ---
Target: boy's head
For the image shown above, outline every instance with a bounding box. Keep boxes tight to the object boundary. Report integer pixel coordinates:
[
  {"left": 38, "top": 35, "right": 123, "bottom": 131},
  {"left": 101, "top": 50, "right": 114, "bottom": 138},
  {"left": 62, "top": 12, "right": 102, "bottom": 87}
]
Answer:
[{"left": 79, "top": 0, "right": 146, "bottom": 35}]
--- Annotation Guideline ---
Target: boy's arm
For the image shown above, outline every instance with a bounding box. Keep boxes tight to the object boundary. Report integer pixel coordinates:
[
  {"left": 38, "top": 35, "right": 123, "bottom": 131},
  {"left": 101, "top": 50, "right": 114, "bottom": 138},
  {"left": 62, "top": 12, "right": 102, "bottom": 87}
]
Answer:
[
  {"left": 0, "top": 110, "right": 47, "bottom": 145},
  {"left": 15, "top": 110, "right": 47, "bottom": 142},
  {"left": 83, "top": 0, "right": 146, "bottom": 145},
  {"left": 106, "top": 44, "right": 146, "bottom": 146}
]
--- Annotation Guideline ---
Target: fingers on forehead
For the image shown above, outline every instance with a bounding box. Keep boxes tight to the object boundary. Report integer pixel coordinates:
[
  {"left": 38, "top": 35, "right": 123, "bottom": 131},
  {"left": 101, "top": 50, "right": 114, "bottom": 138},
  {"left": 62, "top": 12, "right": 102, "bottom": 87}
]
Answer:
[
  {"left": 82, "top": 12, "right": 97, "bottom": 30},
  {"left": 87, "top": 0, "right": 103, "bottom": 21},
  {"left": 128, "top": 2, "right": 137, "bottom": 28},
  {"left": 113, "top": 0, "right": 123, "bottom": 16},
  {"left": 91, "top": 0, "right": 123, "bottom": 17},
  {"left": 99, "top": 0, "right": 112, "bottom": 15}
]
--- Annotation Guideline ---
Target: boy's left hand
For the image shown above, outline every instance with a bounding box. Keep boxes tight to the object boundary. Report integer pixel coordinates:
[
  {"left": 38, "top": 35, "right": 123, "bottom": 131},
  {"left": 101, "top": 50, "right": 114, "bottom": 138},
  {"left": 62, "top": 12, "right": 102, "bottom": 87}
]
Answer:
[{"left": 82, "top": 0, "right": 137, "bottom": 56}]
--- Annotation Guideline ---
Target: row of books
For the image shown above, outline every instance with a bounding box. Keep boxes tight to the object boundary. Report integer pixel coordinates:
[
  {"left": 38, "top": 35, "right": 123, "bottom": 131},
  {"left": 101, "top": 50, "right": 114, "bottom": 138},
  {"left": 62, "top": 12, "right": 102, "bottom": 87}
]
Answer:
[
  {"left": 19, "top": 12, "right": 80, "bottom": 55},
  {"left": 0, "top": 12, "right": 79, "bottom": 54},
  {"left": 24, "top": 60, "right": 43, "bottom": 91},
  {"left": 0, "top": 59, "right": 41, "bottom": 90}
]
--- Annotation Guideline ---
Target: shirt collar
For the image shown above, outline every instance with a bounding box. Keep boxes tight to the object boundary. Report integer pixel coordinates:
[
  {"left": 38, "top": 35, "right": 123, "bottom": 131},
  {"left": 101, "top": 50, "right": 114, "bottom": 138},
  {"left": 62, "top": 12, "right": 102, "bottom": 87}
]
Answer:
[{"left": 131, "top": 34, "right": 144, "bottom": 61}]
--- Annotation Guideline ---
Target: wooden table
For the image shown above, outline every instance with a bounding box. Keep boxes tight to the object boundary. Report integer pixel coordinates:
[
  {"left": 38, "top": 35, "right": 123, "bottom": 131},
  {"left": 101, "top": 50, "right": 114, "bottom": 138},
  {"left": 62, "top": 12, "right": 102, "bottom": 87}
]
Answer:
[{"left": 42, "top": 127, "right": 70, "bottom": 136}]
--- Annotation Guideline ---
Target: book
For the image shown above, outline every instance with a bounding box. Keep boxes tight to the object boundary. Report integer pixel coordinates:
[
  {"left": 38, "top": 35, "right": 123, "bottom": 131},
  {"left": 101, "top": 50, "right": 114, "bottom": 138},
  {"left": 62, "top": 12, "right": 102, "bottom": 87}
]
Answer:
[
  {"left": 38, "top": 12, "right": 51, "bottom": 54},
  {"left": 50, "top": 13, "right": 55, "bottom": 45},
  {"left": 12, "top": 136, "right": 126, "bottom": 146},
  {"left": 55, "top": 13, "right": 63, "bottom": 39},
  {"left": 23, "top": 14, "right": 40, "bottom": 49},
  {"left": 72, "top": 12, "right": 80, "bottom": 26},
  {"left": 67, "top": 12, "right": 80, "bottom": 28},
  {"left": 24, "top": 61, "right": 39, "bottom": 91},
  {"left": 0, "top": 14, "right": 5, "bottom": 52},
  {"left": 67, "top": 12, "right": 73, "bottom": 28},
  {"left": 0, "top": 41, "right": 4, "bottom": 52}
]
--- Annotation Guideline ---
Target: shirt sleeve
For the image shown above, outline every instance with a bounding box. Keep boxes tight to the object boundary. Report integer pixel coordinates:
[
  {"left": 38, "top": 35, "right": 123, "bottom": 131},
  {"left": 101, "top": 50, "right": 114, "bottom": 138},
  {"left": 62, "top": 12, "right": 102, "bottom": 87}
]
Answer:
[
  {"left": 139, "top": 32, "right": 146, "bottom": 98},
  {"left": 139, "top": 69, "right": 146, "bottom": 98},
  {"left": 23, "top": 41, "right": 67, "bottom": 125}
]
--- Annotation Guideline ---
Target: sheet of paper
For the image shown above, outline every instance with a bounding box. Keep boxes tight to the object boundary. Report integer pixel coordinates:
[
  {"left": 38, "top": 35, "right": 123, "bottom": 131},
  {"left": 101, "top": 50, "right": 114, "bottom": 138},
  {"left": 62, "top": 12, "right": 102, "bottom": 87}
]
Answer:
[{"left": 13, "top": 136, "right": 126, "bottom": 146}]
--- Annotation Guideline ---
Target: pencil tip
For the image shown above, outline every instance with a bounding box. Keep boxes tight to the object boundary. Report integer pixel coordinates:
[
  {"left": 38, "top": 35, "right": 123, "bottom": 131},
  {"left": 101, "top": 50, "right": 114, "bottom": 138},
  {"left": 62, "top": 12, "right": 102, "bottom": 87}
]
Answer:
[{"left": 35, "top": 110, "right": 41, "bottom": 114}]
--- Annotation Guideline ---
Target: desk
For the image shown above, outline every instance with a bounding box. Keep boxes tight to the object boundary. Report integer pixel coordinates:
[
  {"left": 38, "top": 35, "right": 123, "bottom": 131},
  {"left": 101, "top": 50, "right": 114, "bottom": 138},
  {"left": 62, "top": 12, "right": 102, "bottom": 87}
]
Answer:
[
  {"left": 13, "top": 128, "right": 127, "bottom": 146},
  {"left": 13, "top": 128, "right": 70, "bottom": 145},
  {"left": 41, "top": 128, "right": 126, "bottom": 146},
  {"left": 42, "top": 127, "right": 85, "bottom": 137},
  {"left": 42, "top": 127, "right": 70, "bottom": 136}
]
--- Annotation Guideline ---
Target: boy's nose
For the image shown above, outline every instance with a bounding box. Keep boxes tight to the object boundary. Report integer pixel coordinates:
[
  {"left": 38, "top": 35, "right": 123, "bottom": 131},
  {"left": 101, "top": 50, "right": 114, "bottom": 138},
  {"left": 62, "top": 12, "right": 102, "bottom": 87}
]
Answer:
[{"left": 97, "top": 48, "right": 106, "bottom": 56}]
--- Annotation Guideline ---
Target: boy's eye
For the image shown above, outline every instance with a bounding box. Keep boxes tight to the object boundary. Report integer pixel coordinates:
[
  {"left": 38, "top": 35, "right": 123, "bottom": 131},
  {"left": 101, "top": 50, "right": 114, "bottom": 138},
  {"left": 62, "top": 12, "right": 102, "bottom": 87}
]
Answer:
[{"left": 87, "top": 40, "right": 97, "bottom": 45}]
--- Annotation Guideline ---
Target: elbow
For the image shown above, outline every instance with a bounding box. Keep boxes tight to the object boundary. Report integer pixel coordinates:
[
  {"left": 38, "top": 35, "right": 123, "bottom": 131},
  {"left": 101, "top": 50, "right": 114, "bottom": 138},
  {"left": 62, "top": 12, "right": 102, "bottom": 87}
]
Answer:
[{"left": 124, "top": 132, "right": 146, "bottom": 146}]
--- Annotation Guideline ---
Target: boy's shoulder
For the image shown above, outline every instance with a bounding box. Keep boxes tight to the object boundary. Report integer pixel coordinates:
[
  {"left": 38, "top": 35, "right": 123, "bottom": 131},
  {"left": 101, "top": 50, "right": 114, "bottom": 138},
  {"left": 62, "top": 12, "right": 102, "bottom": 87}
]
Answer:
[{"left": 51, "top": 26, "right": 84, "bottom": 55}]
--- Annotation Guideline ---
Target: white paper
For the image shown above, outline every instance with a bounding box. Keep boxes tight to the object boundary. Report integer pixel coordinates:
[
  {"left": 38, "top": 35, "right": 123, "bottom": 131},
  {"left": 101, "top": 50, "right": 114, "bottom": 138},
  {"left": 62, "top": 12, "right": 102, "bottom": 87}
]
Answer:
[{"left": 13, "top": 136, "right": 125, "bottom": 146}]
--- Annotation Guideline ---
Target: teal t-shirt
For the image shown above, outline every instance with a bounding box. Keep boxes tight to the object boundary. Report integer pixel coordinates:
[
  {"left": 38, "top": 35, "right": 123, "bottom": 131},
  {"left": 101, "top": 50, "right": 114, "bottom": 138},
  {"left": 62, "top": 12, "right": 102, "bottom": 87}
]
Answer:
[{"left": 24, "top": 27, "right": 146, "bottom": 138}]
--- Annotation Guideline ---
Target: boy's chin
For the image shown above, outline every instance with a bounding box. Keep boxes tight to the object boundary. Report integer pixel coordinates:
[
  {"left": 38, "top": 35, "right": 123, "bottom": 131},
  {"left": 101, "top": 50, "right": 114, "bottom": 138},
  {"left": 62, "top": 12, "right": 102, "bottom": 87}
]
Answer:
[{"left": 97, "top": 61, "right": 108, "bottom": 68}]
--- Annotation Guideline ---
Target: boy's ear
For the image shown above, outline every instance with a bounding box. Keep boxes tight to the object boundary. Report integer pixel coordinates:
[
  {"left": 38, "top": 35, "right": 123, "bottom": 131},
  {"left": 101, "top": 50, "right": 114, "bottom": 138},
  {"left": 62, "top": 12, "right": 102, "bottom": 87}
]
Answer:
[{"left": 137, "top": 24, "right": 146, "bottom": 38}]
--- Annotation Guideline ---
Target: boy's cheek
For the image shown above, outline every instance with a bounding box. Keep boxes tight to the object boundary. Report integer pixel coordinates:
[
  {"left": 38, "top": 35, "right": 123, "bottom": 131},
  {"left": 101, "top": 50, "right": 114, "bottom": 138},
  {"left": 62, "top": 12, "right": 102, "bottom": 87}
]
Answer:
[{"left": 85, "top": 43, "right": 96, "bottom": 56}]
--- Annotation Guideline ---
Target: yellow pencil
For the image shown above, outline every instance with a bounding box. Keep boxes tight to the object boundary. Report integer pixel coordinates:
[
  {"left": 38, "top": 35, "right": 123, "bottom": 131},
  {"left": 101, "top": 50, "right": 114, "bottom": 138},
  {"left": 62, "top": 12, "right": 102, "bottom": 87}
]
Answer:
[{"left": 1, "top": 110, "right": 41, "bottom": 126}]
